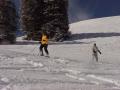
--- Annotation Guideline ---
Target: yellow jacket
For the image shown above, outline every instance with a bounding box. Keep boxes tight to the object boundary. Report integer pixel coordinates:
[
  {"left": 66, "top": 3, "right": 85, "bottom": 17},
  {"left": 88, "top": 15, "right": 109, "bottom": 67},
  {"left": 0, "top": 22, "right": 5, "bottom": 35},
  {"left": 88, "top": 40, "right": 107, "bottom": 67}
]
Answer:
[{"left": 41, "top": 34, "right": 48, "bottom": 44}]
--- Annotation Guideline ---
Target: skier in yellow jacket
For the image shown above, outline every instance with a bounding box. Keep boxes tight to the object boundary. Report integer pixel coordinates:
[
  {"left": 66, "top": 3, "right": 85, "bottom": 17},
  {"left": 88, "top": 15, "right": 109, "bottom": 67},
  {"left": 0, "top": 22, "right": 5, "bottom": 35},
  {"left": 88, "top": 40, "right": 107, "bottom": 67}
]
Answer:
[{"left": 40, "top": 32, "right": 49, "bottom": 57}]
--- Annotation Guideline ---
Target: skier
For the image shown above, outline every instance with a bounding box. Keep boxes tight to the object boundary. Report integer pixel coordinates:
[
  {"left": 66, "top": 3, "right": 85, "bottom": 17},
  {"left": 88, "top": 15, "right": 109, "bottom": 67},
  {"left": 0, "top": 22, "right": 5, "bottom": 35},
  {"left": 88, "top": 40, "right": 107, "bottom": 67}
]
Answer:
[
  {"left": 92, "top": 43, "right": 101, "bottom": 62},
  {"left": 39, "top": 31, "right": 49, "bottom": 57}
]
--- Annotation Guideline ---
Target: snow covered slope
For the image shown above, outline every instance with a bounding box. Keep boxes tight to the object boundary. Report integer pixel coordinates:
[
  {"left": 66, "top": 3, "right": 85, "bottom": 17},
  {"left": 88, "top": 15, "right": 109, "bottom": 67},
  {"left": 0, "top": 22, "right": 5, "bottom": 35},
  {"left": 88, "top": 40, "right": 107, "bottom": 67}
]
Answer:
[
  {"left": 0, "top": 16, "right": 120, "bottom": 90},
  {"left": 70, "top": 15, "right": 120, "bottom": 34}
]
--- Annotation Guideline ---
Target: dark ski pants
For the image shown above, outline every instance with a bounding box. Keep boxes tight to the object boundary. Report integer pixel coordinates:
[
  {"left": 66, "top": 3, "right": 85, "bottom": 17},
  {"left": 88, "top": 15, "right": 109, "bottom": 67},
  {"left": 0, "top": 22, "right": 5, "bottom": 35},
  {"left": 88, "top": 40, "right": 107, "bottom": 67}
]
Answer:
[
  {"left": 93, "top": 53, "right": 98, "bottom": 62},
  {"left": 39, "top": 44, "right": 49, "bottom": 55}
]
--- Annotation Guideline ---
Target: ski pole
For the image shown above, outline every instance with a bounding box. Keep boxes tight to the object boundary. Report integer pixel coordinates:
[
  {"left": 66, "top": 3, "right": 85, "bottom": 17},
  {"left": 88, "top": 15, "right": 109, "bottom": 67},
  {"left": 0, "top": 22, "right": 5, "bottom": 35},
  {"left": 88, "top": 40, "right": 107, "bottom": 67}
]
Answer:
[{"left": 31, "top": 45, "right": 38, "bottom": 56}]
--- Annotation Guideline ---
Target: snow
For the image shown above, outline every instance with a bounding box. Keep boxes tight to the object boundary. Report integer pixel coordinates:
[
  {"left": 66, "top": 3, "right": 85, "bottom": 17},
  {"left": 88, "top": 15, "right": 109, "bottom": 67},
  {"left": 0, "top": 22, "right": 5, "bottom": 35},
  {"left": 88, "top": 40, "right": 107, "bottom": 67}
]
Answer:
[
  {"left": 1, "top": 78, "right": 9, "bottom": 83},
  {"left": 0, "top": 16, "right": 120, "bottom": 90},
  {"left": 87, "top": 75, "right": 120, "bottom": 87},
  {"left": 70, "top": 16, "right": 120, "bottom": 34}
]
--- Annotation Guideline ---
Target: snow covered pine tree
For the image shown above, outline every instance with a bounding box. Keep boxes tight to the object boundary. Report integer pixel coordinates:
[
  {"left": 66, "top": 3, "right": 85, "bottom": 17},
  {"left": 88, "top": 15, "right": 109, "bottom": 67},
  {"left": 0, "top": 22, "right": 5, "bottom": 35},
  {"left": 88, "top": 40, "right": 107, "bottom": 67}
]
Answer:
[
  {"left": 0, "top": 0, "right": 18, "bottom": 44},
  {"left": 21, "top": 0, "right": 69, "bottom": 41}
]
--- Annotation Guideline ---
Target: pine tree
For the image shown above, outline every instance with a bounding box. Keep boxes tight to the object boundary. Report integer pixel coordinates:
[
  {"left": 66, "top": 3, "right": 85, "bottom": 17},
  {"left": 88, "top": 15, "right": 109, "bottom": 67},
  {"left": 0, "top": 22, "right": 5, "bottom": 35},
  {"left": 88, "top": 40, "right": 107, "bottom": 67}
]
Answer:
[
  {"left": 43, "top": 0, "right": 69, "bottom": 41},
  {"left": 0, "top": 0, "right": 18, "bottom": 44},
  {"left": 21, "top": 0, "right": 69, "bottom": 41},
  {"left": 21, "top": 0, "right": 34, "bottom": 40}
]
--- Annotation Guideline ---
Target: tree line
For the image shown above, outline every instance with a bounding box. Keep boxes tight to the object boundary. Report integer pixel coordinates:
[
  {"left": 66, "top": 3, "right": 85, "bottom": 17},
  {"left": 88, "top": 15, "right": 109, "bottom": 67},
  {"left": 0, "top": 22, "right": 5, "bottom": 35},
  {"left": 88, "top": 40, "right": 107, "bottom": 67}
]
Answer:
[{"left": 0, "top": 0, "right": 69, "bottom": 44}]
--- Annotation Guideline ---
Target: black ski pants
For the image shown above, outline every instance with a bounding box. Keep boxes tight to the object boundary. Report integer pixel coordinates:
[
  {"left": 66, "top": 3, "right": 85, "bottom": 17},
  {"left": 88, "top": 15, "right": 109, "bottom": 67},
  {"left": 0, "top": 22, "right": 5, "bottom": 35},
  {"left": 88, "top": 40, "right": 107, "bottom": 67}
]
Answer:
[{"left": 40, "top": 44, "right": 49, "bottom": 55}]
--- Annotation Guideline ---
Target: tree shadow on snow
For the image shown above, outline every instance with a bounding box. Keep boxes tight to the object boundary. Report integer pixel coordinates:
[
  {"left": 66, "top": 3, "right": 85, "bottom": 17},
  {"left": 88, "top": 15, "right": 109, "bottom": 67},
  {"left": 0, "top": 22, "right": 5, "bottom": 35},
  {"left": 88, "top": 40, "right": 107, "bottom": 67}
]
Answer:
[
  {"left": 15, "top": 40, "right": 92, "bottom": 45},
  {"left": 3, "top": 32, "right": 119, "bottom": 45},
  {"left": 15, "top": 41, "right": 39, "bottom": 45},
  {"left": 49, "top": 41, "right": 93, "bottom": 45},
  {"left": 71, "top": 32, "right": 120, "bottom": 40}
]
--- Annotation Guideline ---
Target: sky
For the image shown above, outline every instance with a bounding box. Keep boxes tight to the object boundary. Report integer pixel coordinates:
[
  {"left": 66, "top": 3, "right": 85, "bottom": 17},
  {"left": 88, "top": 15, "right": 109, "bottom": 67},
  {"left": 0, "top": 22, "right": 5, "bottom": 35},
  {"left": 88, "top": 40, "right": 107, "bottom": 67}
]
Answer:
[
  {"left": 69, "top": 0, "right": 120, "bottom": 23},
  {"left": 14, "top": 0, "right": 120, "bottom": 23}
]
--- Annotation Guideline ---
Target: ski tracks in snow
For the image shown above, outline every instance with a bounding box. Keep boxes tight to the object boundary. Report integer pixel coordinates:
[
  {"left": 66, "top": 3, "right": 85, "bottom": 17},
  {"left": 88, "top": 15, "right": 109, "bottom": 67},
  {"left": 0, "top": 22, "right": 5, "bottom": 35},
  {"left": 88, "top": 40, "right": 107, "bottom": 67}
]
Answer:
[
  {"left": 0, "top": 50, "right": 120, "bottom": 89},
  {"left": 63, "top": 68, "right": 120, "bottom": 89}
]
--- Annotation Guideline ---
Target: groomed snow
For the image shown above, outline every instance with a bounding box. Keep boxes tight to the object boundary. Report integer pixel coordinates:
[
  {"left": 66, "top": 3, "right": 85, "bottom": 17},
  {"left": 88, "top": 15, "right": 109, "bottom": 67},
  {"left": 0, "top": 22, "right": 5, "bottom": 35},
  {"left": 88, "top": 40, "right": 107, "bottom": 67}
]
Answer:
[{"left": 0, "top": 16, "right": 120, "bottom": 90}]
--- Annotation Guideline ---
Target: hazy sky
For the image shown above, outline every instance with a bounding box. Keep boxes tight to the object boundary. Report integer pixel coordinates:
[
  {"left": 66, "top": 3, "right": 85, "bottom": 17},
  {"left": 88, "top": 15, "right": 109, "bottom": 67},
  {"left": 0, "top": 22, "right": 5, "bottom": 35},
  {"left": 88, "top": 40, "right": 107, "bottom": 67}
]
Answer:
[
  {"left": 69, "top": 0, "right": 120, "bottom": 23},
  {"left": 14, "top": 0, "right": 120, "bottom": 23}
]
